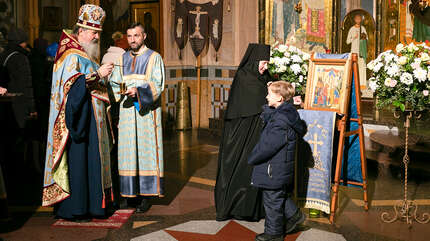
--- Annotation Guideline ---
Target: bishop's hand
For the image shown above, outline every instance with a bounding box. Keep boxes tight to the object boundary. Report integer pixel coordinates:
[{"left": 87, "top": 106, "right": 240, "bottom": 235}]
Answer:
[{"left": 97, "top": 63, "right": 114, "bottom": 78}]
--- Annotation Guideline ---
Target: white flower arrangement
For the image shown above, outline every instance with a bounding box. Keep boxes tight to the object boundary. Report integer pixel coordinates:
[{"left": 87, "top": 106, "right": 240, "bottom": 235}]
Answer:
[
  {"left": 367, "top": 42, "right": 430, "bottom": 111},
  {"left": 268, "top": 44, "right": 310, "bottom": 96}
]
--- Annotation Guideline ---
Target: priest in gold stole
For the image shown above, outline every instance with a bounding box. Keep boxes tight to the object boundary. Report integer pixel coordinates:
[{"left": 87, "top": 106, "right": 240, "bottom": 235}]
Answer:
[{"left": 109, "top": 23, "right": 165, "bottom": 212}]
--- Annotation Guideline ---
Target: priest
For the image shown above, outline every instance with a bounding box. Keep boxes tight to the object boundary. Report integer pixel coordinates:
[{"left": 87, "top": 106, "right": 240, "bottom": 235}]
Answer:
[
  {"left": 108, "top": 23, "right": 165, "bottom": 212},
  {"left": 42, "top": 4, "right": 114, "bottom": 220},
  {"left": 215, "top": 43, "right": 272, "bottom": 221}
]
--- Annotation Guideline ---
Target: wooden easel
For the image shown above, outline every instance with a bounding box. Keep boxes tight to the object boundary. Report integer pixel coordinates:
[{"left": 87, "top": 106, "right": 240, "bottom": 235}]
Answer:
[
  {"left": 329, "top": 53, "right": 368, "bottom": 223},
  {"left": 303, "top": 53, "right": 368, "bottom": 223}
]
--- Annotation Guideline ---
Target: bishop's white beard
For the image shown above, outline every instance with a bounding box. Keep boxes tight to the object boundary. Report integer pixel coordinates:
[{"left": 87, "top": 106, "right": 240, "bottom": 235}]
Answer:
[{"left": 81, "top": 39, "right": 100, "bottom": 61}]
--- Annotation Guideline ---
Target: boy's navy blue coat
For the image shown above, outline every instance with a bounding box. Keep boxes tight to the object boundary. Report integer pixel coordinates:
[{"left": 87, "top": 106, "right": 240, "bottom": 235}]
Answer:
[{"left": 248, "top": 101, "right": 306, "bottom": 190}]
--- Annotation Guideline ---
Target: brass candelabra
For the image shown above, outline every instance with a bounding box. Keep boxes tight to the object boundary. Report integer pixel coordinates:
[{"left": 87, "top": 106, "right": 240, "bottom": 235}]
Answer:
[{"left": 380, "top": 111, "right": 430, "bottom": 226}]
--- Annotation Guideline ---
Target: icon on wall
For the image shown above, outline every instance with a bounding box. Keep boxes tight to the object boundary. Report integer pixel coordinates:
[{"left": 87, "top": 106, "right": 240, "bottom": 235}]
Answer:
[{"left": 43, "top": 7, "right": 62, "bottom": 31}]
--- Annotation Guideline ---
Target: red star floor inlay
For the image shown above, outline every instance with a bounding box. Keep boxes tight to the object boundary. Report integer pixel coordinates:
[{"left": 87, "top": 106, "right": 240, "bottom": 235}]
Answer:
[{"left": 164, "top": 221, "right": 301, "bottom": 241}]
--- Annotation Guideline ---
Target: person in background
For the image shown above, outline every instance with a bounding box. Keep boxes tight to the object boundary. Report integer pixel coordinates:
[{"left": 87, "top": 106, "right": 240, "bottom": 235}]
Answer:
[
  {"left": 0, "top": 27, "right": 37, "bottom": 137},
  {"left": 0, "top": 28, "right": 37, "bottom": 196},
  {"left": 101, "top": 31, "right": 126, "bottom": 209}
]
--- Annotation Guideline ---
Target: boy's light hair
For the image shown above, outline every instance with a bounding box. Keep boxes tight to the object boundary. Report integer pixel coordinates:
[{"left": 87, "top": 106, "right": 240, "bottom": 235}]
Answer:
[{"left": 267, "top": 81, "right": 295, "bottom": 101}]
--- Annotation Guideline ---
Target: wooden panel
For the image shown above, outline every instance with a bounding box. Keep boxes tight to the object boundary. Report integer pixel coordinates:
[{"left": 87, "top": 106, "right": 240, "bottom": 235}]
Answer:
[{"left": 131, "top": 2, "right": 162, "bottom": 55}]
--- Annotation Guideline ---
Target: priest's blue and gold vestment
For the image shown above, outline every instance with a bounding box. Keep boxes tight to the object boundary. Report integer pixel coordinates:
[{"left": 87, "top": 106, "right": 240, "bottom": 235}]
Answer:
[
  {"left": 42, "top": 31, "right": 112, "bottom": 217},
  {"left": 109, "top": 46, "right": 165, "bottom": 197}
]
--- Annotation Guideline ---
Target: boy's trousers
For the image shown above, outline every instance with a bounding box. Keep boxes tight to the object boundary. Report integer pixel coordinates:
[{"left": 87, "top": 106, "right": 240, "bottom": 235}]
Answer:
[{"left": 262, "top": 187, "right": 297, "bottom": 235}]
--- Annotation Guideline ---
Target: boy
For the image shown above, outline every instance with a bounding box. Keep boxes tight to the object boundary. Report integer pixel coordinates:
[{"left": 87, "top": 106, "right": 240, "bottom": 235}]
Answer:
[{"left": 248, "top": 81, "right": 306, "bottom": 241}]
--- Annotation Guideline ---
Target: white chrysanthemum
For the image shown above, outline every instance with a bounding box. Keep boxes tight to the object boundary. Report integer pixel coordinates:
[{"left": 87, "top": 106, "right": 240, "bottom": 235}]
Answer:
[
  {"left": 369, "top": 79, "right": 378, "bottom": 91},
  {"left": 384, "top": 77, "right": 397, "bottom": 87},
  {"left": 282, "top": 57, "right": 291, "bottom": 65},
  {"left": 279, "top": 65, "right": 287, "bottom": 72},
  {"left": 384, "top": 78, "right": 392, "bottom": 87},
  {"left": 424, "top": 90, "right": 429, "bottom": 96},
  {"left": 397, "top": 56, "right": 408, "bottom": 65},
  {"left": 384, "top": 53, "right": 395, "bottom": 63},
  {"left": 302, "top": 53, "right": 310, "bottom": 61},
  {"left": 269, "top": 58, "right": 275, "bottom": 64},
  {"left": 387, "top": 64, "right": 400, "bottom": 77},
  {"left": 278, "top": 44, "right": 288, "bottom": 53},
  {"left": 367, "top": 60, "right": 376, "bottom": 70},
  {"left": 273, "top": 57, "right": 282, "bottom": 67},
  {"left": 411, "top": 59, "right": 421, "bottom": 69},
  {"left": 400, "top": 72, "right": 414, "bottom": 85},
  {"left": 299, "top": 75, "right": 304, "bottom": 83},
  {"left": 396, "top": 43, "right": 404, "bottom": 53},
  {"left": 288, "top": 45, "right": 298, "bottom": 52},
  {"left": 421, "top": 53, "right": 430, "bottom": 62},
  {"left": 291, "top": 64, "right": 302, "bottom": 75},
  {"left": 407, "top": 42, "right": 418, "bottom": 51},
  {"left": 413, "top": 68, "right": 427, "bottom": 82},
  {"left": 291, "top": 54, "right": 303, "bottom": 63},
  {"left": 373, "top": 62, "right": 384, "bottom": 72}
]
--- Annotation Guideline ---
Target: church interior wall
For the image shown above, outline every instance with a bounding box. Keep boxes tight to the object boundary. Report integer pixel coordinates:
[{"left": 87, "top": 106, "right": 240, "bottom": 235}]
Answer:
[
  {"left": 161, "top": 0, "right": 259, "bottom": 129},
  {"left": 3, "top": 0, "right": 426, "bottom": 130}
]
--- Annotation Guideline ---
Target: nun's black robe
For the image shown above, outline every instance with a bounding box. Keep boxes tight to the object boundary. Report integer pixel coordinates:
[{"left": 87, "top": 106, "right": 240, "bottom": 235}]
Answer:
[{"left": 215, "top": 44, "right": 271, "bottom": 221}]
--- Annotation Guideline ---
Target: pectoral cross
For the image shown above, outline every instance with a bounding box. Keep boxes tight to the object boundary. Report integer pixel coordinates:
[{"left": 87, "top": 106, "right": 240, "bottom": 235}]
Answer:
[{"left": 189, "top": 6, "right": 208, "bottom": 39}]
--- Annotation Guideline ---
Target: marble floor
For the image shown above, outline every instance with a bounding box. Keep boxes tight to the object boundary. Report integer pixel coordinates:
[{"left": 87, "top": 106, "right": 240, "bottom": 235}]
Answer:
[{"left": 1, "top": 130, "right": 430, "bottom": 241}]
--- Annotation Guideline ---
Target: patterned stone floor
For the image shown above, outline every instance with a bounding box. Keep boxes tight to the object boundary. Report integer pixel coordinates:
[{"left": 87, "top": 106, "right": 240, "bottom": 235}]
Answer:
[{"left": 1, "top": 131, "right": 430, "bottom": 241}]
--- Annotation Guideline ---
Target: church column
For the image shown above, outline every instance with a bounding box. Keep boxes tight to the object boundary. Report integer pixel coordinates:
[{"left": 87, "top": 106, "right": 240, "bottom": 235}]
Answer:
[
  {"left": 69, "top": 0, "right": 82, "bottom": 28},
  {"left": 86, "top": 0, "right": 100, "bottom": 5},
  {"left": 27, "top": 0, "right": 40, "bottom": 46}
]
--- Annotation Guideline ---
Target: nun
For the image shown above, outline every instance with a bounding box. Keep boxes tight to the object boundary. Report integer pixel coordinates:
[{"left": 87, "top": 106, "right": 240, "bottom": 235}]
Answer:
[{"left": 215, "top": 43, "right": 272, "bottom": 221}]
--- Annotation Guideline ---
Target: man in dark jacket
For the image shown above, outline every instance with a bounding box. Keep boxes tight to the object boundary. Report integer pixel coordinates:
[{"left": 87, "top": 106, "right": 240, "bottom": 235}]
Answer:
[
  {"left": 0, "top": 28, "right": 37, "bottom": 131},
  {"left": 0, "top": 28, "right": 37, "bottom": 194},
  {"left": 248, "top": 81, "right": 306, "bottom": 241}
]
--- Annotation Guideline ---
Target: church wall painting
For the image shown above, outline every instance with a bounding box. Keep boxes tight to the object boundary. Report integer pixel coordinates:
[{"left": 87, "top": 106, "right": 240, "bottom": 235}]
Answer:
[
  {"left": 0, "top": 0, "right": 17, "bottom": 39},
  {"left": 304, "top": 57, "right": 351, "bottom": 114},
  {"left": 340, "top": 0, "right": 377, "bottom": 21},
  {"left": 383, "top": 0, "right": 400, "bottom": 51},
  {"left": 265, "top": 0, "right": 333, "bottom": 53}
]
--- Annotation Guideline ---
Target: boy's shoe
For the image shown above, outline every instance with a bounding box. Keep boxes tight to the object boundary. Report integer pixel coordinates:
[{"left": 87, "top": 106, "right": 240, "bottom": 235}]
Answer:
[
  {"left": 255, "top": 233, "right": 284, "bottom": 241},
  {"left": 285, "top": 209, "right": 306, "bottom": 234}
]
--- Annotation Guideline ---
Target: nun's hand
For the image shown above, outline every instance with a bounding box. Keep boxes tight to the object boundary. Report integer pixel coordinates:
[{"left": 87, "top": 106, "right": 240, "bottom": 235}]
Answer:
[
  {"left": 258, "top": 60, "right": 269, "bottom": 74},
  {"left": 0, "top": 87, "right": 6, "bottom": 96}
]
